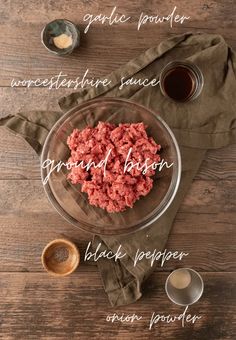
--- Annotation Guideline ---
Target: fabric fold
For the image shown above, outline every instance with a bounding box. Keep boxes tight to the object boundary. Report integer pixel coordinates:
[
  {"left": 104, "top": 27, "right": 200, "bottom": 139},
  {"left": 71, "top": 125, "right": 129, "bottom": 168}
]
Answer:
[{"left": 0, "top": 111, "right": 62, "bottom": 154}]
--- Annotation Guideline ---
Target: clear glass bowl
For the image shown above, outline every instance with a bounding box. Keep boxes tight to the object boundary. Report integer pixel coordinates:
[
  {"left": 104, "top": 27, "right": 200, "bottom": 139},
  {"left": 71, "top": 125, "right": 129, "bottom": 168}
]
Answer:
[{"left": 41, "top": 98, "right": 181, "bottom": 235}]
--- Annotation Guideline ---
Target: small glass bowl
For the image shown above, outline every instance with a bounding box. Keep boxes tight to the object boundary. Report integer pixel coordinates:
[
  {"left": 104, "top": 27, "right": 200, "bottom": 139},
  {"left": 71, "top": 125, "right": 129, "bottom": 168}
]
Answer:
[
  {"left": 160, "top": 61, "right": 204, "bottom": 102},
  {"left": 41, "top": 98, "right": 181, "bottom": 235},
  {"left": 165, "top": 268, "right": 204, "bottom": 306},
  {"left": 41, "top": 19, "right": 80, "bottom": 56}
]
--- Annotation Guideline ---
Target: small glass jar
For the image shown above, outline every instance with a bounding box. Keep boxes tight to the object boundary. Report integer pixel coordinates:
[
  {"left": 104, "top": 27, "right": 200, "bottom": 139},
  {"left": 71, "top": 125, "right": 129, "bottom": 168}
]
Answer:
[
  {"left": 160, "top": 61, "right": 204, "bottom": 102},
  {"left": 165, "top": 268, "right": 204, "bottom": 306}
]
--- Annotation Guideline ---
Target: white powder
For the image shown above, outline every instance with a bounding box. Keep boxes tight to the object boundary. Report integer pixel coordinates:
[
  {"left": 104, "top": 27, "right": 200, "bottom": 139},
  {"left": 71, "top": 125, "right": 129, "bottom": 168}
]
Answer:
[{"left": 169, "top": 269, "right": 191, "bottom": 289}]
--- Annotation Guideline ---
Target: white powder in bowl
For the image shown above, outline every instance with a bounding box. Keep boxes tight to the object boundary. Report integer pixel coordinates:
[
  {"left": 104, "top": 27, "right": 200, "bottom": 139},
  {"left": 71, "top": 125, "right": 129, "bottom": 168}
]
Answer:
[
  {"left": 169, "top": 269, "right": 191, "bottom": 289},
  {"left": 53, "top": 34, "right": 73, "bottom": 49}
]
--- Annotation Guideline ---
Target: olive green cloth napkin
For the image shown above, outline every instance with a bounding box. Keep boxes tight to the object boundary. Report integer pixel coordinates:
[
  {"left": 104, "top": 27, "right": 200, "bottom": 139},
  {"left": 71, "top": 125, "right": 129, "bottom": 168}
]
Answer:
[{"left": 1, "top": 32, "right": 236, "bottom": 306}]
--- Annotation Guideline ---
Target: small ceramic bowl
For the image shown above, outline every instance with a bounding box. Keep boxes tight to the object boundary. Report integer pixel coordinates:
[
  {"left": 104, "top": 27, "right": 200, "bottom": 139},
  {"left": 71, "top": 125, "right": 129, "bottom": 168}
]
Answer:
[
  {"left": 41, "top": 238, "right": 80, "bottom": 276},
  {"left": 41, "top": 19, "right": 80, "bottom": 55}
]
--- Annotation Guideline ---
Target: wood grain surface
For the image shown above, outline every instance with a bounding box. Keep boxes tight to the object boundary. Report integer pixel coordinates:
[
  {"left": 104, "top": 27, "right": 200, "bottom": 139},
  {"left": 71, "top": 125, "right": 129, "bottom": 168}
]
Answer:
[
  {"left": 0, "top": 272, "right": 235, "bottom": 340},
  {"left": 0, "top": 0, "right": 235, "bottom": 339},
  {"left": 0, "top": 0, "right": 236, "bottom": 86}
]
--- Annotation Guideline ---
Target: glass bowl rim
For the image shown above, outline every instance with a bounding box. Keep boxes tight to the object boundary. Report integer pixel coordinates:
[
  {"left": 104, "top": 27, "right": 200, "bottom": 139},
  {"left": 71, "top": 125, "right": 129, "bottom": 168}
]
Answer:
[{"left": 41, "top": 97, "right": 181, "bottom": 235}]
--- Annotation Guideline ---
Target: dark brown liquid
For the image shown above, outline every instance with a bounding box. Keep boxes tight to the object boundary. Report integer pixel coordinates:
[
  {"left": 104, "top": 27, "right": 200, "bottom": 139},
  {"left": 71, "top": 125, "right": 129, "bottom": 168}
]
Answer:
[{"left": 163, "top": 66, "right": 195, "bottom": 101}]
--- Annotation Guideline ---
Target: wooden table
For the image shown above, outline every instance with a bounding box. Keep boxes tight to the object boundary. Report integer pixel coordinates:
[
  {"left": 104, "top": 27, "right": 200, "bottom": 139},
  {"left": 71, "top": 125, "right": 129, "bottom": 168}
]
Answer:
[{"left": 0, "top": 1, "right": 235, "bottom": 339}]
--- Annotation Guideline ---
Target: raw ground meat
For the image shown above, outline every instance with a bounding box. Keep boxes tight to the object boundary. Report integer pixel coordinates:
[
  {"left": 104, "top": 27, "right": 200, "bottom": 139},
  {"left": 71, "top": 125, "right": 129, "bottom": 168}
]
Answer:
[{"left": 67, "top": 122, "right": 161, "bottom": 213}]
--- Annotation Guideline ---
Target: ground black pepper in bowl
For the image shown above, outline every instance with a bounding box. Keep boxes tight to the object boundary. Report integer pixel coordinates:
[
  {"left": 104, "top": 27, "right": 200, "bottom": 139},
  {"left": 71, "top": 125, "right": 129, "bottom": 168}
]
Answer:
[
  {"left": 41, "top": 239, "right": 80, "bottom": 276},
  {"left": 53, "top": 246, "right": 69, "bottom": 262}
]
